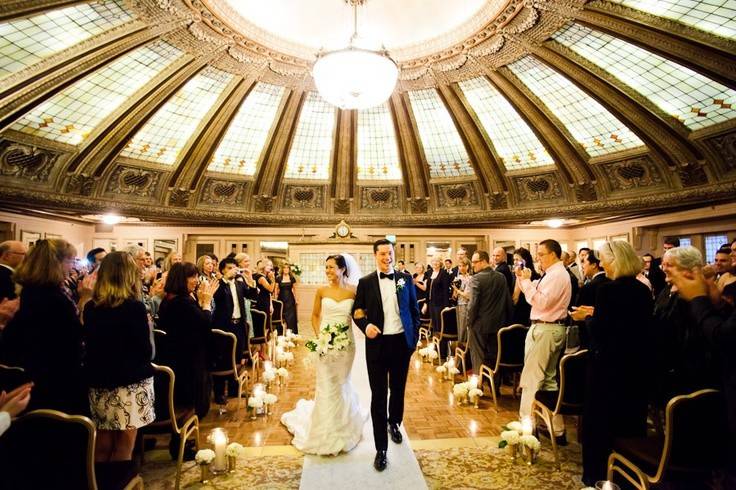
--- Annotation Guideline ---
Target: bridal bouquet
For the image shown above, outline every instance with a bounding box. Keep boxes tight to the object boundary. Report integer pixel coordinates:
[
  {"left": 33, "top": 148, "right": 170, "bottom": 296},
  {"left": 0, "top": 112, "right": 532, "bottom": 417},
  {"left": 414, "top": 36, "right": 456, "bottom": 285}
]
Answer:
[{"left": 305, "top": 322, "right": 351, "bottom": 357}]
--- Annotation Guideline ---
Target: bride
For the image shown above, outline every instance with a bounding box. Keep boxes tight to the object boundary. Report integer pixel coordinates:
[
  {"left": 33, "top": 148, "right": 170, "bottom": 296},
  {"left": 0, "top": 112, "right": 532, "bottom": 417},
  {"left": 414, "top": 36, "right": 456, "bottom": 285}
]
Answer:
[{"left": 280, "top": 254, "right": 366, "bottom": 455}]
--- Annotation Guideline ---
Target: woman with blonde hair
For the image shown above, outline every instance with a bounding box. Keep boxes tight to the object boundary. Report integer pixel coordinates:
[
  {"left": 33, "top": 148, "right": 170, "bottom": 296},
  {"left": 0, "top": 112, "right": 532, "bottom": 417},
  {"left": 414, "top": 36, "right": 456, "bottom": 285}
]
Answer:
[
  {"left": 0, "top": 239, "right": 87, "bottom": 414},
  {"left": 83, "top": 252, "right": 155, "bottom": 461},
  {"left": 571, "top": 240, "right": 653, "bottom": 485}
]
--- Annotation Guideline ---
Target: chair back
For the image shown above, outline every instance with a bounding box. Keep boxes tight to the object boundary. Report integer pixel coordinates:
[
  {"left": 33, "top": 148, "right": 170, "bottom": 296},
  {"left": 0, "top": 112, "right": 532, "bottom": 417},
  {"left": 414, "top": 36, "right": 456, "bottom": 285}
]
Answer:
[
  {"left": 250, "top": 308, "right": 268, "bottom": 344},
  {"left": 0, "top": 409, "right": 97, "bottom": 489},
  {"left": 554, "top": 349, "right": 588, "bottom": 414},
  {"left": 152, "top": 329, "right": 168, "bottom": 363},
  {"left": 439, "top": 307, "right": 458, "bottom": 339},
  {"left": 149, "top": 363, "right": 184, "bottom": 434},
  {"left": 209, "top": 329, "right": 237, "bottom": 378},
  {"left": 0, "top": 363, "right": 30, "bottom": 392},
  {"left": 659, "top": 389, "right": 727, "bottom": 477},
  {"left": 271, "top": 299, "right": 284, "bottom": 335},
  {"left": 495, "top": 324, "right": 528, "bottom": 371}
]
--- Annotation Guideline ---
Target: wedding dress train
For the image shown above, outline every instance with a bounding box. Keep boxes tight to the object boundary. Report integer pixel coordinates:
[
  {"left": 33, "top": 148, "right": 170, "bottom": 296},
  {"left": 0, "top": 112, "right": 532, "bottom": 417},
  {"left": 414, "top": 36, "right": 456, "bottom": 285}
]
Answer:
[{"left": 281, "top": 297, "right": 366, "bottom": 455}]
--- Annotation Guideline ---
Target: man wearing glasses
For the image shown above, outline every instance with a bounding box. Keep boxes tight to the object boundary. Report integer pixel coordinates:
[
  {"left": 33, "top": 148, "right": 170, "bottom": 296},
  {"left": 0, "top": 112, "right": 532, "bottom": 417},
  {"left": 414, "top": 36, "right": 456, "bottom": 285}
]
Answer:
[
  {"left": 0, "top": 241, "right": 26, "bottom": 300},
  {"left": 515, "top": 239, "right": 572, "bottom": 444}
]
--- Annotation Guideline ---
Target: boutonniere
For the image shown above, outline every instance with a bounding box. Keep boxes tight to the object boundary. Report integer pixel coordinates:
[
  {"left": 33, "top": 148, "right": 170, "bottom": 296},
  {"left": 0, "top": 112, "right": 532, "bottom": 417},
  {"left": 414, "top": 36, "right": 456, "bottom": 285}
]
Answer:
[{"left": 396, "top": 278, "right": 406, "bottom": 292}]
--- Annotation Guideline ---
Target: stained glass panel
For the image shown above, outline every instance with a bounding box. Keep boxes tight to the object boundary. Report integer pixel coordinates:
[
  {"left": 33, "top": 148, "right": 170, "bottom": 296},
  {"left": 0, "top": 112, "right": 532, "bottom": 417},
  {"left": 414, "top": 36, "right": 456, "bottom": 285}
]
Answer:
[
  {"left": 357, "top": 103, "right": 402, "bottom": 180},
  {"left": 508, "top": 56, "right": 644, "bottom": 157},
  {"left": 208, "top": 83, "right": 285, "bottom": 176},
  {"left": 284, "top": 92, "right": 336, "bottom": 180}
]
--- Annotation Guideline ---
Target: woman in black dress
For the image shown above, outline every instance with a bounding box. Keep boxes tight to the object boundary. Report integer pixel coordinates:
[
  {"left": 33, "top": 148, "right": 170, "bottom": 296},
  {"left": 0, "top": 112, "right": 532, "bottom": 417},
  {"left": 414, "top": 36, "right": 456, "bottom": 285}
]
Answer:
[
  {"left": 276, "top": 264, "right": 299, "bottom": 334},
  {"left": 511, "top": 247, "right": 539, "bottom": 326},
  {"left": 0, "top": 239, "right": 87, "bottom": 415},
  {"left": 571, "top": 240, "right": 653, "bottom": 486},
  {"left": 427, "top": 257, "right": 452, "bottom": 344},
  {"left": 157, "top": 262, "right": 218, "bottom": 419}
]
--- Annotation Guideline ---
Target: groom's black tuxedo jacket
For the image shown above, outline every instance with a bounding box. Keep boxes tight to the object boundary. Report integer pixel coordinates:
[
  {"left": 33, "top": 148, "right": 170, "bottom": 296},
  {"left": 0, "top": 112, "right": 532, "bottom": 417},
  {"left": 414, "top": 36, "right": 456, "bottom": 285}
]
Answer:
[{"left": 352, "top": 270, "right": 420, "bottom": 359}]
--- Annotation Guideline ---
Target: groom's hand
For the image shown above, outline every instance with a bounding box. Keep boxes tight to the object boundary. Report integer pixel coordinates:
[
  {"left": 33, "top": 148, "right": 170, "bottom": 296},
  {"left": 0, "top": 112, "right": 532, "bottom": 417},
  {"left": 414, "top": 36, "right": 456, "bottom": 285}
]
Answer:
[{"left": 366, "top": 324, "right": 382, "bottom": 339}]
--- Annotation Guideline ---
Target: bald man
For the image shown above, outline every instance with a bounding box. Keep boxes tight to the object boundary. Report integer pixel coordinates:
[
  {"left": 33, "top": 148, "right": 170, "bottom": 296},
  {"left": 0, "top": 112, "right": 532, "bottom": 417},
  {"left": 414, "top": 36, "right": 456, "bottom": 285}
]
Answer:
[
  {"left": 0, "top": 241, "right": 26, "bottom": 300},
  {"left": 492, "top": 247, "right": 514, "bottom": 292}
]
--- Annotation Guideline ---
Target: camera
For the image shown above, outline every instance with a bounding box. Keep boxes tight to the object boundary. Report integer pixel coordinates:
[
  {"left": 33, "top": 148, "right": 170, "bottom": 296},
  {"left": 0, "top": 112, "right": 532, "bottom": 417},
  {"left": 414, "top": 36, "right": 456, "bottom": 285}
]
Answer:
[
  {"left": 452, "top": 277, "right": 462, "bottom": 288},
  {"left": 514, "top": 259, "right": 526, "bottom": 270}
]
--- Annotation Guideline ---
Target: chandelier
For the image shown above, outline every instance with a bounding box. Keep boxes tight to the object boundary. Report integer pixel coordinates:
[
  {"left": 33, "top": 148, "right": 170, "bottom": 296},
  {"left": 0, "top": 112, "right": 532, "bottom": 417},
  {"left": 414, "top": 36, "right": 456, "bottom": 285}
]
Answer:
[{"left": 312, "top": 0, "right": 398, "bottom": 110}]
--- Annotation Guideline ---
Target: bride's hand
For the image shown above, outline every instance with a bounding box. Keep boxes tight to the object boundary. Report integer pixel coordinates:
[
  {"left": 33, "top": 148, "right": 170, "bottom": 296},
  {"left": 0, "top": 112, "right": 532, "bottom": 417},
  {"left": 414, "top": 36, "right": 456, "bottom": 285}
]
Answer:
[{"left": 366, "top": 324, "right": 381, "bottom": 339}]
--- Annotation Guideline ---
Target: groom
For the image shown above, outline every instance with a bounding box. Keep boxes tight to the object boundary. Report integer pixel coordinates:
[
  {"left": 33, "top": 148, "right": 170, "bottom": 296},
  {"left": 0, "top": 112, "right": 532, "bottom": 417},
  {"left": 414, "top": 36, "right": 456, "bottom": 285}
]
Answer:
[{"left": 353, "top": 239, "right": 420, "bottom": 471}]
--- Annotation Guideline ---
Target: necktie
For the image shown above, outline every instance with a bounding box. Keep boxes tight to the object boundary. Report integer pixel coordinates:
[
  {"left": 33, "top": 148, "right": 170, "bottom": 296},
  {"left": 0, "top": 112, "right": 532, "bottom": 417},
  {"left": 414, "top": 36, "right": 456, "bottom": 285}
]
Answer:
[{"left": 379, "top": 272, "right": 394, "bottom": 280}]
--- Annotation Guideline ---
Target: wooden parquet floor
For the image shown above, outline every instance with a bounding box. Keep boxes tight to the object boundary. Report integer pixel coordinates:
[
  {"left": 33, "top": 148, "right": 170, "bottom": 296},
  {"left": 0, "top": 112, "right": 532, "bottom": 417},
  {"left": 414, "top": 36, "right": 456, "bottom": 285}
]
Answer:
[{"left": 196, "top": 349, "right": 547, "bottom": 448}]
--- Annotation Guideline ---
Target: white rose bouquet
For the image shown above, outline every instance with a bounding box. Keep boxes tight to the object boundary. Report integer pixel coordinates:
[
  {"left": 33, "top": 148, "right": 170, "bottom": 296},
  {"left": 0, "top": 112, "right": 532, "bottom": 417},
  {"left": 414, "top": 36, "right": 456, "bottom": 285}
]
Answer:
[
  {"left": 226, "top": 442, "right": 245, "bottom": 458},
  {"left": 195, "top": 449, "right": 216, "bottom": 465},
  {"left": 305, "top": 322, "right": 352, "bottom": 357}
]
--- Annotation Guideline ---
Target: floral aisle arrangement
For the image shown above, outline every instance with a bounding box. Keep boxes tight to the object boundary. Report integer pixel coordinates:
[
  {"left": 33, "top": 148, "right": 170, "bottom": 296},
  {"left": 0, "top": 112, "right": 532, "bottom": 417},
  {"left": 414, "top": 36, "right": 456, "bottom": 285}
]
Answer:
[
  {"left": 195, "top": 449, "right": 215, "bottom": 482},
  {"left": 305, "top": 322, "right": 351, "bottom": 357},
  {"left": 436, "top": 358, "right": 460, "bottom": 380},
  {"left": 418, "top": 343, "right": 439, "bottom": 362},
  {"left": 498, "top": 419, "right": 540, "bottom": 464},
  {"left": 226, "top": 442, "right": 244, "bottom": 472}
]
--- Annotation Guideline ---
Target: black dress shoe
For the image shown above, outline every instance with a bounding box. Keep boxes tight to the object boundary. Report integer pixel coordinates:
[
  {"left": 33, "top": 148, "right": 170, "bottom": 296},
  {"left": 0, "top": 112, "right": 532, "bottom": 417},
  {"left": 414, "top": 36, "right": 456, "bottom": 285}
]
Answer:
[
  {"left": 214, "top": 395, "right": 227, "bottom": 405},
  {"left": 537, "top": 426, "right": 568, "bottom": 447},
  {"left": 373, "top": 450, "right": 387, "bottom": 471},
  {"left": 388, "top": 423, "right": 403, "bottom": 444}
]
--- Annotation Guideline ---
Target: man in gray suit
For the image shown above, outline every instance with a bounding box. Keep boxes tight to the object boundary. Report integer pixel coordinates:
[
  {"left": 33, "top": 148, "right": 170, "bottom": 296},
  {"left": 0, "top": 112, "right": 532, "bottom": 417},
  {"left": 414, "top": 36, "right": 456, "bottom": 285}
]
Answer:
[{"left": 467, "top": 250, "right": 513, "bottom": 376}]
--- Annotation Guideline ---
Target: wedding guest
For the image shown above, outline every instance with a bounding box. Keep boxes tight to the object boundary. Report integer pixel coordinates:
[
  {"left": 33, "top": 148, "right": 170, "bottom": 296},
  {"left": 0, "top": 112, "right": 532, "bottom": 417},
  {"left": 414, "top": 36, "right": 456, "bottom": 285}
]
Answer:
[
  {"left": 276, "top": 264, "right": 299, "bottom": 334},
  {"left": 158, "top": 263, "right": 217, "bottom": 419},
  {"left": 83, "top": 252, "right": 155, "bottom": 462},
  {"left": 197, "top": 255, "right": 216, "bottom": 282},
  {"left": 466, "top": 251, "right": 512, "bottom": 377},
  {"left": 666, "top": 254, "right": 736, "bottom": 487},
  {"left": 0, "top": 241, "right": 26, "bottom": 300},
  {"left": 571, "top": 240, "right": 653, "bottom": 485},
  {"left": 642, "top": 253, "right": 666, "bottom": 298},
  {"left": 413, "top": 263, "right": 427, "bottom": 303},
  {"left": 0, "top": 239, "right": 87, "bottom": 415},
  {"left": 0, "top": 383, "right": 32, "bottom": 437},
  {"left": 516, "top": 239, "right": 571, "bottom": 442},
  {"left": 252, "top": 259, "right": 276, "bottom": 357},
  {"left": 451, "top": 257, "right": 472, "bottom": 344},
  {"left": 85, "top": 247, "right": 106, "bottom": 274},
  {"left": 492, "top": 247, "right": 514, "bottom": 293},
  {"left": 511, "top": 247, "right": 539, "bottom": 326},
  {"left": 427, "top": 257, "right": 452, "bottom": 340},
  {"left": 234, "top": 253, "right": 257, "bottom": 341}
]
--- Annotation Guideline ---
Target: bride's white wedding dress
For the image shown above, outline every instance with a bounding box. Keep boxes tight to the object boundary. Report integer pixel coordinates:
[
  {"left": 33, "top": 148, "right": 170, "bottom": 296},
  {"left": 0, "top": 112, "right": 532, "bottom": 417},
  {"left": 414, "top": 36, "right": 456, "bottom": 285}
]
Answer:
[{"left": 280, "top": 297, "right": 366, "bottom": 455}]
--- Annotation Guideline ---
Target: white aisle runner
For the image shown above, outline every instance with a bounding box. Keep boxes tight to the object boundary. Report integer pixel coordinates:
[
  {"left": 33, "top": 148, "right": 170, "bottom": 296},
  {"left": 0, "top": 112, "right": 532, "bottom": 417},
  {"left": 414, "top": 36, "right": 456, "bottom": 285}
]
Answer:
[{"left": 298, "top": 326, "right": 427, "bottom": 489}]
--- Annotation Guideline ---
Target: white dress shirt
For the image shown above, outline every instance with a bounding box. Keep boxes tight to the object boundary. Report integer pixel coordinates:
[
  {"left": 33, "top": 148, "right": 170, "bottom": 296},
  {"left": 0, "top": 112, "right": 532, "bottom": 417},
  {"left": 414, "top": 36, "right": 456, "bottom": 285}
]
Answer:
[
  {"left": 377, "top": 268, "right": 403, "bottom": 335},
  {"left": 0, "top": 412, "right": 10, "bottom": 437},
  {"left": 227, "top": 279, "right": 241, "bottom": 320}
]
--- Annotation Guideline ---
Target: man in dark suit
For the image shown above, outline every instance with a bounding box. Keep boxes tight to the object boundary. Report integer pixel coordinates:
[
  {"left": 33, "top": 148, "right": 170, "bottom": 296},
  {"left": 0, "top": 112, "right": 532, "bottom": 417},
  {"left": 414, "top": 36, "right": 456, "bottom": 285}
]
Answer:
[
  {"left": 575, "top": 251, "right": 610, "bottom": 349},
  {"left": 0, "top": 241, "right": 26, "bottom": 300},
  {"left": 211, "top": 257, "right": 256, "bottom": 404},
  {"left": 642, "top": 253, "right": 666, "bottom": 298},
  {"left": 352, "top": 239, "right": 420, "bottom": 472},
  {"left": 492, "top": 247, "right": 514, "bottom": 293},
  {"left": 466, "top": 251, "right": 513, "bottom": 378}
]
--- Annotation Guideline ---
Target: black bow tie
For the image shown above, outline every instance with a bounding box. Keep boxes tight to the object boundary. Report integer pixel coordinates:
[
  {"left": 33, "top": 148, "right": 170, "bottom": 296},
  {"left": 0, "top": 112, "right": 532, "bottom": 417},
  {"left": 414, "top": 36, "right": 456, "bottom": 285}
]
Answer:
[{"left": 379, "top": 272, "right": 394, "bottom": 280}]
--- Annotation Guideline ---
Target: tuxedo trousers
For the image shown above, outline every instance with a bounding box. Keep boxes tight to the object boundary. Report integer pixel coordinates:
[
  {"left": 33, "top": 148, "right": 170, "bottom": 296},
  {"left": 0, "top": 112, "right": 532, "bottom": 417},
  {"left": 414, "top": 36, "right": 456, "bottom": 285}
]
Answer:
[{"left": 366, "top": 333, "right": 413, "bottom": 451}]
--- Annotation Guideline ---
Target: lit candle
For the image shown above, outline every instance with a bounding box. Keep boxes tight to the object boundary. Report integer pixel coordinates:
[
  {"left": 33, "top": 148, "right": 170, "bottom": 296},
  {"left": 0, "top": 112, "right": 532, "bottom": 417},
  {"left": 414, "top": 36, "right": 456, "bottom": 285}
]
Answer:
[
  {"left": 211, "top": 428, "right": 228, "bottom": 471},
  {"left": 264, "top": 360, "right": 273, "bottom": 372},
  {"left": 469, "top": 375, "right": 478, "bottom": 390},
  {"left": 521, "top": 416, "right": 533, "bottom": 436},
  {"left": 253, "top": 383, "right": 265, "bottom": 398},
  {"left": 600, "top": 482, "right": 619, "bottom": 490}
]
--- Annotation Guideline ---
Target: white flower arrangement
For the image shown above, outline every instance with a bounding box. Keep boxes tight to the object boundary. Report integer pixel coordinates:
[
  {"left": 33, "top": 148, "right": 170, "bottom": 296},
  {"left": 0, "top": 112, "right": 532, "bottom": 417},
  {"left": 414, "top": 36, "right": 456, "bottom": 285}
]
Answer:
[
  {"left": 436, "top": 365, "right": 447, "bottom": 373},
  {"left": 449, "top": 367, "right": 460, "bottom": 375},
  {"left": 500, "top": 430, "right": 520, "bottom": 446},
  {"left": 507, "top": 421, "right": 523, "bottom": 432},
  {"left": 453, "top": 382, "right": 470, "bottom": 397},
  {"left": 305, "top": 323, "right": 352, "bottom": 357},
  {"left": 277, "top": 336, "right": 287, "bottom": 346},
  {"left": 263, "top": 393, "right": 278, "bottom": 405},
  {"left": 284, "top": 352, "right": 294, "bottom": 361},
  {"left": 195, "top": 449, "right": 216, "bottom": 465},
  {"left": 520, "top": 434, "right": 540, "bottom": 452},
  {"left": 247, "top": 396, "right": 264, "bottom": 409},
  {"left": 286, "top": 341, "right": 296, "bottom": 348},
  {"left": 226, "top": 442, "right": 245, "bottom": 457},
  {"left": 277, "top": 367, "right": 289, "bottom": 377},
  {"left": 469, "top": 388, "right": 483, "bottom": 399},
  {"left": 396, "top": 278, "right": 406, "bottom": 292},
  {"left": 428, "top": 350, "right": 439, "bottom": 360},
  {"left": 263, "top": 370, "right": 276, "bottom": 382}
]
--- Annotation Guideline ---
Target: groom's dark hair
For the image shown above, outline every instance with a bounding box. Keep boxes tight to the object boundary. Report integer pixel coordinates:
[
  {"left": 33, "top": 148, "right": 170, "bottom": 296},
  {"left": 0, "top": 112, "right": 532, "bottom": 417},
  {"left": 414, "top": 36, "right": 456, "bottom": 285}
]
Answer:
[{"left": 373, "top": 238, "right": 394, "bottom": 253}]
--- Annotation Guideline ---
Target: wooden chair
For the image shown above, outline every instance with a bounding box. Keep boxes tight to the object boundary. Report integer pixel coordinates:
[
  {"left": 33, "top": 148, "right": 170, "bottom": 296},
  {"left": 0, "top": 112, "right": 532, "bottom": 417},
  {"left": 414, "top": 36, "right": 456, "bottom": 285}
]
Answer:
[
  {"left": 417, "top": 299, "right": 431, "bottom": 345},
  {"left": 152, "top": 328, "right": 167, "bottom": 363},
  {"left": 531, "top": 349, "right": 588, "bottom": 469},
  {"left": 248, "top": 309, "right": 268, "bottom": 378},
  {"left": 209, "top": 329, "right": 249, "bottom": 412},
  {"left": 0, "top": 363, "right": 29, "bottom": 392},
  {"left": 453, "top": 342, "right": 468, "bottom": 380},
  {"left": 478, "top": 323, "right": 528, "bottom": 407},
  {"left": 137, "top": 363, "right": 199, "bottom": 490},
  {"left": 271, "top": 299, "right": 285, "bottom": 336},
  {"left": 0, "top": 409, "right": 143, "bottom": 490},
  {"left": 431, "top": 306, "right": 458, "bottom": 364},
  {"left": 607, "top": 388, "right": 727, "bottom": 489}
]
